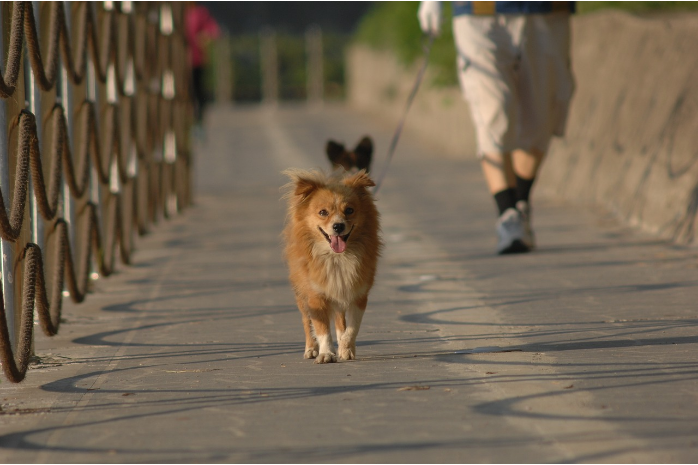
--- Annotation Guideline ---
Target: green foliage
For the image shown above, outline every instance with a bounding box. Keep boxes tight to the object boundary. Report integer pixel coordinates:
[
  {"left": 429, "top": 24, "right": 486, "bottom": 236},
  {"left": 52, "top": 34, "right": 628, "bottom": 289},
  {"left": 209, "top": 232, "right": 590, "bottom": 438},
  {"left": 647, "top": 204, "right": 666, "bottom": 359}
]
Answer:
[
  {"left": 230, "top": 35, "right": 263, "bottom": 102},
  {"left": 220, "top": 32, "right": 350, "bottom": 102},
  {"left": 323, "top": 34, "right": 352, "bottom": 100},
  {"left": 354, "top": 2, "right": 424, "bottom": 64},
  {"left": 354, "top": 1, "right": 458, "bottom": 87},
  {"left": 277, "top": 33, "right": 307, "bottom": 100},
  {"left": 428, "top": 3, "right": 458, "bottom": 87}
]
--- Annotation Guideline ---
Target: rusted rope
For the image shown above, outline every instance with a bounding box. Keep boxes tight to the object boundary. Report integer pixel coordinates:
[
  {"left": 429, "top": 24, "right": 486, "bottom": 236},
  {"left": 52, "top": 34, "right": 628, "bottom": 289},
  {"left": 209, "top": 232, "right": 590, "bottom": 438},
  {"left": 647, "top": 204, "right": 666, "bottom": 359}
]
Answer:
[
  {"left": 22, "top": 2, "right": 118, "bottom": 91},
  {"left": 0, "top": 115, "right": 132, "bottom": 382},
  {"left": 0, "top": 191, "right": 131, "bottom": 383},
  {"left": 0, "top": 1, "right": 194, "bottom": 383},
  {"left": 0, "top": 110, "right": 81, "bottom": 239},
  {"left": 0, "top": 2, "right": 26, "bottom": 98},
  {"left": 3, "top": 2, "right": 186, "bottom": 98},
  {"left": 0, "top": 99, "right": 144, "bottom": 240}
]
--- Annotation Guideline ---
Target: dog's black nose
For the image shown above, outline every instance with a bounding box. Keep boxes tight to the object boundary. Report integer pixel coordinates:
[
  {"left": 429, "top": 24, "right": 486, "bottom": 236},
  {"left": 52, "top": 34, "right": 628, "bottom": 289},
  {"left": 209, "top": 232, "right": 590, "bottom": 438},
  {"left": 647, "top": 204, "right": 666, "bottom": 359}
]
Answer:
[{"left": 332, "top": 223, "right": 345, "bottom": 234}]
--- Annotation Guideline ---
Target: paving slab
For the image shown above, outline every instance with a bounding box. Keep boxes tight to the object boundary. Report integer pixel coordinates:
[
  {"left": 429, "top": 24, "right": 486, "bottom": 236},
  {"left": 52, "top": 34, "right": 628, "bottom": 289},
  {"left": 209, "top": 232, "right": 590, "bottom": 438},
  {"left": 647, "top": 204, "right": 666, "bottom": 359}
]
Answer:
[{"left": 0, "top": 104, "right": 697, "bottom": 463}]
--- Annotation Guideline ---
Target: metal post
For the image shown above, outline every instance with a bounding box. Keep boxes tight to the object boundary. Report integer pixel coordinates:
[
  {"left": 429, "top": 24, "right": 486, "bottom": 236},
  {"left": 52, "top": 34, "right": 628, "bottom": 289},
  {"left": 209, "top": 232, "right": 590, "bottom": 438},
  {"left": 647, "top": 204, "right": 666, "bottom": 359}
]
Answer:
[
  {"left": 87, "top": 4, "right": 100, "bottom": 281},
  {"left": 107, "top": 63, "right": 120, "bottom": 196},
  {"left": 28, "top": 2, "right": 44, "bottom": 252},
  {"left": 306, "top": 25, "right": 323, "bottom": 107},
  {"left": 123, "top": 5, "right": 137, "bottom": 186},
  {"left": 215, "top": 34, "right": 233, "bottom": 104},
  {"left": 161, "top": 3, "right": 177, "bottom": 215},
  {"left": 0, "top": 3, "right": 16, "bottom": 348},
  {"left": 87, "top": 27, "right": 99, "bottom": 206},
  {"left": 260, "top": 27, "right": 278, "bottom": 106},
  {"left": 23, "top": 1, "right": 44, "bottom": 353},
  {"left": 61, "top": 1, "right": 76, "bottom": 262}
]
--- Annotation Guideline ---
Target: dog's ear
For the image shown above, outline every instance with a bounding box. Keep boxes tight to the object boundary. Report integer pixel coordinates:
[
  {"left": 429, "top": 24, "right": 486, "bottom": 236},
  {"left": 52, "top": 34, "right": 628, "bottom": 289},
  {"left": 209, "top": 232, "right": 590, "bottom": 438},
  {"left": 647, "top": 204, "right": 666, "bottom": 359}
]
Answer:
[
  {"left": 326, "top": 140, "right": 345, "bottom": 164},
  {"left": 353, "top": 137, "right": 373, "bottom": 172},
  {"left": 343, "top": 169, "right": 375, "bottom": 190},
  {"left": 283, "top": 169, "right": 326, "bottom": 202}
]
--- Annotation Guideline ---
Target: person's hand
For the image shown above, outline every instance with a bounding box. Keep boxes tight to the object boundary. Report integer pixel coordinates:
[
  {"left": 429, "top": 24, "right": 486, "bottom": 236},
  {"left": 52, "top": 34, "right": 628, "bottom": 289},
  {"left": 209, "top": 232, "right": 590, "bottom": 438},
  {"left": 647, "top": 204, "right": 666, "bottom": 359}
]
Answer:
[{"left": 418, "top": 1, "right": 442, "bottom": 37}]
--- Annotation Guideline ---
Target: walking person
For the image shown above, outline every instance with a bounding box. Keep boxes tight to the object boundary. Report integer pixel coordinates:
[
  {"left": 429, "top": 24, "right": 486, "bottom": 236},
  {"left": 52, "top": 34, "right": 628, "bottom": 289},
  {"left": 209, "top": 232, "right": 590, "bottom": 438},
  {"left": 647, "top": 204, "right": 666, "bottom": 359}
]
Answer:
[
  {"left": 418, "top": 1, "right": 575, "bottom": 254},
  {"left": 186, "top": 3, "right": 221, "bottom": 124}
]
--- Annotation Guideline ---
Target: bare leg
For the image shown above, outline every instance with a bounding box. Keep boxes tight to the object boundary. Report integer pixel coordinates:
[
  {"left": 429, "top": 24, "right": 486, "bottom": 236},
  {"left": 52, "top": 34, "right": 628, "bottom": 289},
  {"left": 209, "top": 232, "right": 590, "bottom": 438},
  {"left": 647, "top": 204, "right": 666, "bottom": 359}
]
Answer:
[
  {"left": 512, "top": 148, "right": 545, "bottom": 180},
  {"left": 480, "top": 152, "right": 515, "bottom": 194}
]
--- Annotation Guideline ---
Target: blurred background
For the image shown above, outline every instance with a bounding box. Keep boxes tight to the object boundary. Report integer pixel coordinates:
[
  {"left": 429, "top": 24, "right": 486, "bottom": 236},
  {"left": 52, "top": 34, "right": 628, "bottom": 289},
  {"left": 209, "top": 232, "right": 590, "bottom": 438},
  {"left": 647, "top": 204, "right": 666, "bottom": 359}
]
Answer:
[
  {"left": 199, "top": 1, "right": 372, "bottom": 103},
  {"left": 195, "top": 1, "right": 698, "bottom": 106}
]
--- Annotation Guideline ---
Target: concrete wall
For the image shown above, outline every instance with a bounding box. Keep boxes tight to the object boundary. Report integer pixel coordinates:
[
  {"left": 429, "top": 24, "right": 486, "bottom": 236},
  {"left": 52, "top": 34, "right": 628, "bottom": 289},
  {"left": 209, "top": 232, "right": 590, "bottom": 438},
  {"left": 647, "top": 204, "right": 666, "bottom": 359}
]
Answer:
[
  {"left": 347, "top": 11, "right": 698, "bottom": 245},
  {"left": 346, "top": 46, "right": 476, "bottom": 158}
]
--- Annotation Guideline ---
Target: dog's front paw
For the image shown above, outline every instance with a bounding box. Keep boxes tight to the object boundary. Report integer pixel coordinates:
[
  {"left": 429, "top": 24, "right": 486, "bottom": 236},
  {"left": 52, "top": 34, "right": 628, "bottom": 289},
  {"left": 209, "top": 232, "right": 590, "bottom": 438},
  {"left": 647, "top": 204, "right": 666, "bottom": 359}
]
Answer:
[
  {"left": 304, "top": 347, "right": 319, "bottom": 359},
  {"left": 314, "top": 352, "right": 337, "bottom": 364},
  {"left": 338, "top": 344, "right": 356, "bottom": 361}
]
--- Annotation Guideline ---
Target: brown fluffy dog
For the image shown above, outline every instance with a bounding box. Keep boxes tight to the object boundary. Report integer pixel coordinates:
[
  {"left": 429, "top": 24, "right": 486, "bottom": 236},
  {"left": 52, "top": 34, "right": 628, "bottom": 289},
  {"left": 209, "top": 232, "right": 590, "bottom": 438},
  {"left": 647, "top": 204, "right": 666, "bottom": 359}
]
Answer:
[{"left": 283, "top": 169, "right": 381, "bottom": 363}]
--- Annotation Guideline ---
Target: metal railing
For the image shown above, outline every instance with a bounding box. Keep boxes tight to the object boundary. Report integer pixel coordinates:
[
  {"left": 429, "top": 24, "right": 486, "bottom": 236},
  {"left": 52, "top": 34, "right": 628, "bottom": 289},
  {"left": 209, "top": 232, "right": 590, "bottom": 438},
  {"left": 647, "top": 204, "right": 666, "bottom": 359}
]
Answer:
[{"left": 0, "top": 1, "right": 193, "bottom": 383}]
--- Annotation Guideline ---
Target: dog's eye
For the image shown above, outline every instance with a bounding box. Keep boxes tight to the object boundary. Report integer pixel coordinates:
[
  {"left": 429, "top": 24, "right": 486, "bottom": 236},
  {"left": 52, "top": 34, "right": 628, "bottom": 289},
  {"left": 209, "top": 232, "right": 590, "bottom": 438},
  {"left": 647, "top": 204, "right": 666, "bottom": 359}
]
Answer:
[
  {"left": 319, "top": 209, "right": 329, "bottom": 217},
  {"left": 344, "top": 207, "right": 354, "bottom": 215}
]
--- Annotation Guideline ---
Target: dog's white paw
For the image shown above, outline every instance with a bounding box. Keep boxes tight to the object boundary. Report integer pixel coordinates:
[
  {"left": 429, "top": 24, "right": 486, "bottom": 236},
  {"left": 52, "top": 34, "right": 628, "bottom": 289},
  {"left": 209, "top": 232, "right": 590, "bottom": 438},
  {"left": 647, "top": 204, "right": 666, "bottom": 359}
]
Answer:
[
  {"left": 338, "top": 344, "right": 356, "bottom": 361},
  {"left": 304, "top": 347, "right": 319, "bottom": 359},
  {"left": 314, "top": 352, "right": 337, "bottom": 364}
]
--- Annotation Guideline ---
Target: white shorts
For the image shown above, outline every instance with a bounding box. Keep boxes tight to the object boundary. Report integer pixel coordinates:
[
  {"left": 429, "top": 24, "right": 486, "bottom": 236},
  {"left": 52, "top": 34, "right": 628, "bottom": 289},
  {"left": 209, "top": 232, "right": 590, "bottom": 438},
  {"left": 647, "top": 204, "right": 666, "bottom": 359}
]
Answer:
[{"left": 453, "top": 13, "right": 575, "bottom": 156}]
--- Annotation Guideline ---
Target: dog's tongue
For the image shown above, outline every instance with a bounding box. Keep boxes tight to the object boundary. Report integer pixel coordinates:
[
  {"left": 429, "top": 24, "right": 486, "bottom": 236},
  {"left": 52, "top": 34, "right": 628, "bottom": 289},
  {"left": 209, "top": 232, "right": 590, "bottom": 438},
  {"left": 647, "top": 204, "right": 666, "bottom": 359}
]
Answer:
[{"left": 330, "top": 235, "right": 346, "bottom": 253}]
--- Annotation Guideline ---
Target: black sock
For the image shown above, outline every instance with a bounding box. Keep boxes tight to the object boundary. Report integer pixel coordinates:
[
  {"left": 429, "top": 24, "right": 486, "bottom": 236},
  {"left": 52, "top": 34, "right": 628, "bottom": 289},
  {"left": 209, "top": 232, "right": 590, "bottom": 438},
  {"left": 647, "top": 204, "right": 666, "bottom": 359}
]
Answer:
[
  {"left": 493, "top": 188, "right": 517, "bottom": 216},
  {"left": 515, "top": 175, "right": 535, "bottom": 203}
]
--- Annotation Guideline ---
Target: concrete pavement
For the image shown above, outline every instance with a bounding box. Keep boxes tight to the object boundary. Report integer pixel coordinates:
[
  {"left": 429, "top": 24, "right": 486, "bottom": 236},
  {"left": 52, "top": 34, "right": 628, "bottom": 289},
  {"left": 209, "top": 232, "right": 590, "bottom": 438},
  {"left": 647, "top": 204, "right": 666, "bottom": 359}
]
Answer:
[{"left": 1, "top": 104, "right": 697, "bottom": 463}]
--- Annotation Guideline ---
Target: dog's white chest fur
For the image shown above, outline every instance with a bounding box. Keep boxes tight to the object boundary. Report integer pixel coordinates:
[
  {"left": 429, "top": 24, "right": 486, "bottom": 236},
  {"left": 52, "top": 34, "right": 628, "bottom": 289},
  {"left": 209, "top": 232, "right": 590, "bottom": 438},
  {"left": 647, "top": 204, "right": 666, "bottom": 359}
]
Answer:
[{"left": 311, "top": 245, "right": 364, "bottom": 304}]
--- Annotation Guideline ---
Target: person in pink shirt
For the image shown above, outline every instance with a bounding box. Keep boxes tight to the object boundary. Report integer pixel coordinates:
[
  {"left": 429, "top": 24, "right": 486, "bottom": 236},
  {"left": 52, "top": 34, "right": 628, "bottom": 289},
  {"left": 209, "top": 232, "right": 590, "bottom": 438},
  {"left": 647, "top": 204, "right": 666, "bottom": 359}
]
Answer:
[{"left": 186, "top": 3, "right": 221, "bottom": 123}]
